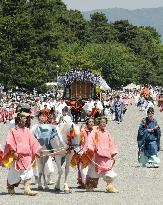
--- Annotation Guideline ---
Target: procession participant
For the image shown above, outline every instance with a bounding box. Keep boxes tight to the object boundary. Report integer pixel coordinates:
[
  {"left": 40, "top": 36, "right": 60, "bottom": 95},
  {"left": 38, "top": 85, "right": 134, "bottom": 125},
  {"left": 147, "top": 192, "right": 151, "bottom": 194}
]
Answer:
[
  {"left": 30, "top": 103, "right": 36, "bottom": 119},
  {"left": 41, "top": 104, "right": 50, "bottom": 123},
  {"left": 137, "top": 95, "right": 145, "bottom": 111},
  {"left": 158, "top": 89, "right": 163, "bottom": 112},
  {"left": 103, "top": 99, "right": 112, "bottom": 120},
  {"left": 55, "top": 99, "right": 67, "bottom": 116},
  {"left": 94, "top": 98, "right": 103, "bottom": 112},
  {"left": 91, "top": 103, "right": 100, "bottom": 120},
  {"left": 7, "top": 106, "right": 14, "bottom": 121},
  {"left": 31, "top": 111, "right": 55, "bottom": 186},
  {"left": 82, "top": 98, "right": 94, "bottom": 114},
  {"left": 141, "top": 85, "right": 151, "bottom": 98},
  {"left": 77, "top": 117, "right": 96, "bottom": 188},
  {"left": 152, "top": 91, "right": 157, "bottom": 105},
  {"left": 143, "top": 97, "right": 154, "bottom": 117},
  {"left": 128, "top": 92, "right": 133, "bottom": 105},
  {"left": 122, "top": 94, "right": 129, "bottom": 106},
  {"left": 134, "top": 93, "right": 140, "bottom": 106},
  {"left": 112, "top": 95, "right": 125, "bottom": 124},
  {"left": 109, "top": 96, "right": 116, "bottom": 120},
  {"left": 48, "top": 107, "right": 57, "bottom": 125},
  {"left": 2, "top": 112, "right": 42, "bottom": 196},
  {"left": 56, "top": 106, "right": 72, "bottom": 125},
  {"left": 71, "top": 99, "right": 83, "bottom": 124},
  {"left": 0, "top": 107, "right": 4, "bottom": 123},
  {"left": 81, "top": 116, "right": 118, "bottom": 193},
  {"left": 41, "top": 98, "right": 51, "bottom": 110},
  {"left": 35, "top": 100, "right": 41, "bottom": 114},
  {"left": 137, "top": 107, "right": 161, "bottom": 168},
  {"left": 48, "top": 98, "right": 56, "bottom": 109},
  {"left": 3, "top": 106, "right": 10, "bottom": 124},
  {"left": 10, "top": 104, "right": 31, "bottom": 128}
]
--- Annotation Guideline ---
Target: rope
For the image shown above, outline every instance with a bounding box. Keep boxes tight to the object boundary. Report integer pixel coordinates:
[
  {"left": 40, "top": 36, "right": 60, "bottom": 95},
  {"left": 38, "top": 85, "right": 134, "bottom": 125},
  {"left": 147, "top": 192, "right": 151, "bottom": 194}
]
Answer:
[
  {"left": 41, "top": 147, "right": 66, "bottom": 152},
  {"left": 86, "top": 153, "right": 115, "bottom": 170},
  {"left": 40, "top": 148, "right": 67, "bottom": 158}
]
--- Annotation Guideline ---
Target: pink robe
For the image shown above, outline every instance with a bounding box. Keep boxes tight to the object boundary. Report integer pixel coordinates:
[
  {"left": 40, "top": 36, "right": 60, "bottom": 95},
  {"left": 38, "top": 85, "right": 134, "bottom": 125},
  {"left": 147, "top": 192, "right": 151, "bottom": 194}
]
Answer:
[
  {"left": 87, "top": 127, "right": 117, "bottom": 174},
  {"left": 80, "top": 128, "right": 92, "bottom": 152},
  {"left": 3, "top": 127, "right": 42, "bottom": 170}
]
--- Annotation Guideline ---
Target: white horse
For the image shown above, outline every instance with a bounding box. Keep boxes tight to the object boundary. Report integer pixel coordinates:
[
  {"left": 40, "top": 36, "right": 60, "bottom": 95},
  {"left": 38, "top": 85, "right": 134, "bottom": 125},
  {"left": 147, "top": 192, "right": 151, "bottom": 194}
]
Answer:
[
  {"left": 50, "top": 118, "right": 81, "bottom": 193},
  {"left": 33, "top": 123, "right": 67, "bottom": 190},
  {"left": 37, "top": 146, "right": 67, "bottom": 190},
  {"left": 32, "top": 124, "right": 58, "bottom": 190}
]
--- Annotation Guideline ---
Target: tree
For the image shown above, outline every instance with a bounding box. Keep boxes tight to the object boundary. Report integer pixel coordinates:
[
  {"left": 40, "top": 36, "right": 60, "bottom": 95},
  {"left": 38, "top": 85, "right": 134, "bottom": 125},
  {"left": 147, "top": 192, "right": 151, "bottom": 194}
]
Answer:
[
  {"left": 83, "top": 43, "right": 140, "bottom": 88},
  {"left": 59, "top": 42, "right": 96, "bottom": 73},
  {"left": 0, "top": 0, "right": 31, "bottom": 90},
  {"left": 126, "top": 27, "right": 162, "bottom": 66},
  {"left": 137, "top": 59, "right": 158, "bottom": 85},
  {"left": 0, "top": 2, "right": 162, "bottom": 91},
  {"left": 112, "top": 20, "right": 136, "bottom": 44},
  {"left": 0, "top": 0, "right": 67, "bottom": 91},
  {"left": 88, "top": 12, "right": 118, "bottom": 43}
]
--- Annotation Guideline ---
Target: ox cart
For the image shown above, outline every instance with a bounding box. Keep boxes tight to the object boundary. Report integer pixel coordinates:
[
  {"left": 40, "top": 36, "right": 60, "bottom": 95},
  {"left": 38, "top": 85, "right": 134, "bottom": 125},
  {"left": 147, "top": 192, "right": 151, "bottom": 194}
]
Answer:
[
  {"left": 58, "top": 69, "right": 110, "bottom": 100},
  {"left": 58, "top": 69, "right": 110, "bottom": 123}
]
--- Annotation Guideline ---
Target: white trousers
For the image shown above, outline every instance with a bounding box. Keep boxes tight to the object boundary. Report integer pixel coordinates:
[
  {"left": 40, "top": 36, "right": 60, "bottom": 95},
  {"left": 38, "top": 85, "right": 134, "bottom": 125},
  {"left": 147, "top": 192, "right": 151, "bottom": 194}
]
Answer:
[
  {"left": 7, "top": 166, "right": 33, "bottom": 185},
  {"left": 87, "top": 163, "right": 117, "bottom": 180}
]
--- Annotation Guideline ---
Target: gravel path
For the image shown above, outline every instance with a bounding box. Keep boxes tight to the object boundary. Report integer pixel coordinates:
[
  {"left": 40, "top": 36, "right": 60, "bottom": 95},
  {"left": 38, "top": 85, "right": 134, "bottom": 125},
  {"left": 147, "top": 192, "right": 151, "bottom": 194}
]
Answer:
[{"left": 0, "top": 105, "right": 163, "bottom": 205}]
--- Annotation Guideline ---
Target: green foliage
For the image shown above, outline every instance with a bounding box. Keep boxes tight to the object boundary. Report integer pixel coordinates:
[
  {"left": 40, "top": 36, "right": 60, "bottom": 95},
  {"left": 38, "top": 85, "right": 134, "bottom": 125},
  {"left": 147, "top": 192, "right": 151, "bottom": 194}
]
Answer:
[
  {"left": 83, "top": 43, "right": 140, "bottom": 88},
  {"left": 88, "top": 12, "right": 118, "bottom": 43},
  {"left": 82, "top": 7, "right": 163, "bottom": 42},
  {"left": 113, "top": 20, "right": 136, "bottom": 44},
  {"left": 0, "top": 0, "right": 66, "bottom": 91},
  {"left": 0, "top": 1, "right": 163, "bottom": 92},
  {"left": 59, "top": 43, "right": 96, "bottom": 73}
]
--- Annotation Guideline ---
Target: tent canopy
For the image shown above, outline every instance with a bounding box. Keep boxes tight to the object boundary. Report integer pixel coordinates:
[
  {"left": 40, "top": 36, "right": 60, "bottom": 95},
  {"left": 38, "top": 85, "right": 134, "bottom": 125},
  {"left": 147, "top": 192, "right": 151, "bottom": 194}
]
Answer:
[
  {"left": 46, "top": 82, "right": 58, "bottom": 86},
  {"left": 123, "top": 83, "right": 139, "bottom": 90}
]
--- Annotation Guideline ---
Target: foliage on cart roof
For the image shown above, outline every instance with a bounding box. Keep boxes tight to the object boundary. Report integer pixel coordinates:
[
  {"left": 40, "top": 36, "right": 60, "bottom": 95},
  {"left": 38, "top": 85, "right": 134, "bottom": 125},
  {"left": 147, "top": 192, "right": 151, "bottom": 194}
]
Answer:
[{"left": 58, "top": 69, "right": 110, "bottom": 91}]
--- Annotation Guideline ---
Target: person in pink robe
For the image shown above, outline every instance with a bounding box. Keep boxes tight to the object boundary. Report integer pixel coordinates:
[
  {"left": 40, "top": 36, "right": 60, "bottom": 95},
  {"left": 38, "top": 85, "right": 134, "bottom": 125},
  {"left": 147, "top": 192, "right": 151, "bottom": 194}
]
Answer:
[
  {"left": 82, "top": 116, "right": 118, "bottom": 193},
  {"left": 77, "top": 117, "right": 99, "bottom": 188},
  {"left": 3, "top": 112, "right": 42, "bottom": 196}
]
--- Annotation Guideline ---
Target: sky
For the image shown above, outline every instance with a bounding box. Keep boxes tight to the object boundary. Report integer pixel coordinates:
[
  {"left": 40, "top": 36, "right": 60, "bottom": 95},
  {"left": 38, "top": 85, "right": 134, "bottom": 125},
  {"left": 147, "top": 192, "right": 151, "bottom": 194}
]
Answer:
[{"left": 62, "top": 0, "right": 163, "bottom": 11}]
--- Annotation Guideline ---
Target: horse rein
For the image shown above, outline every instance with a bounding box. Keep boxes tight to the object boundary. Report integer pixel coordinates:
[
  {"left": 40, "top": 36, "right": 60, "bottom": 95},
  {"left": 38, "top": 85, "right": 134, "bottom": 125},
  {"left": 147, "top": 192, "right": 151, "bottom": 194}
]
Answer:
[{"left": 85, "top": 153, "right": 115, "bottom": 170}]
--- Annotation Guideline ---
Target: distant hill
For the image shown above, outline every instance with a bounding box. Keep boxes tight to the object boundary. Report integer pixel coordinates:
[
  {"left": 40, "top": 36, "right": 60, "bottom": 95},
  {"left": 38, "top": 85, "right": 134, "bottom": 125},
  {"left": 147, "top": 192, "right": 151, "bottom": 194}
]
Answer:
[{"left": 82, "top": 7, "right": 163, "bottom": 41}]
